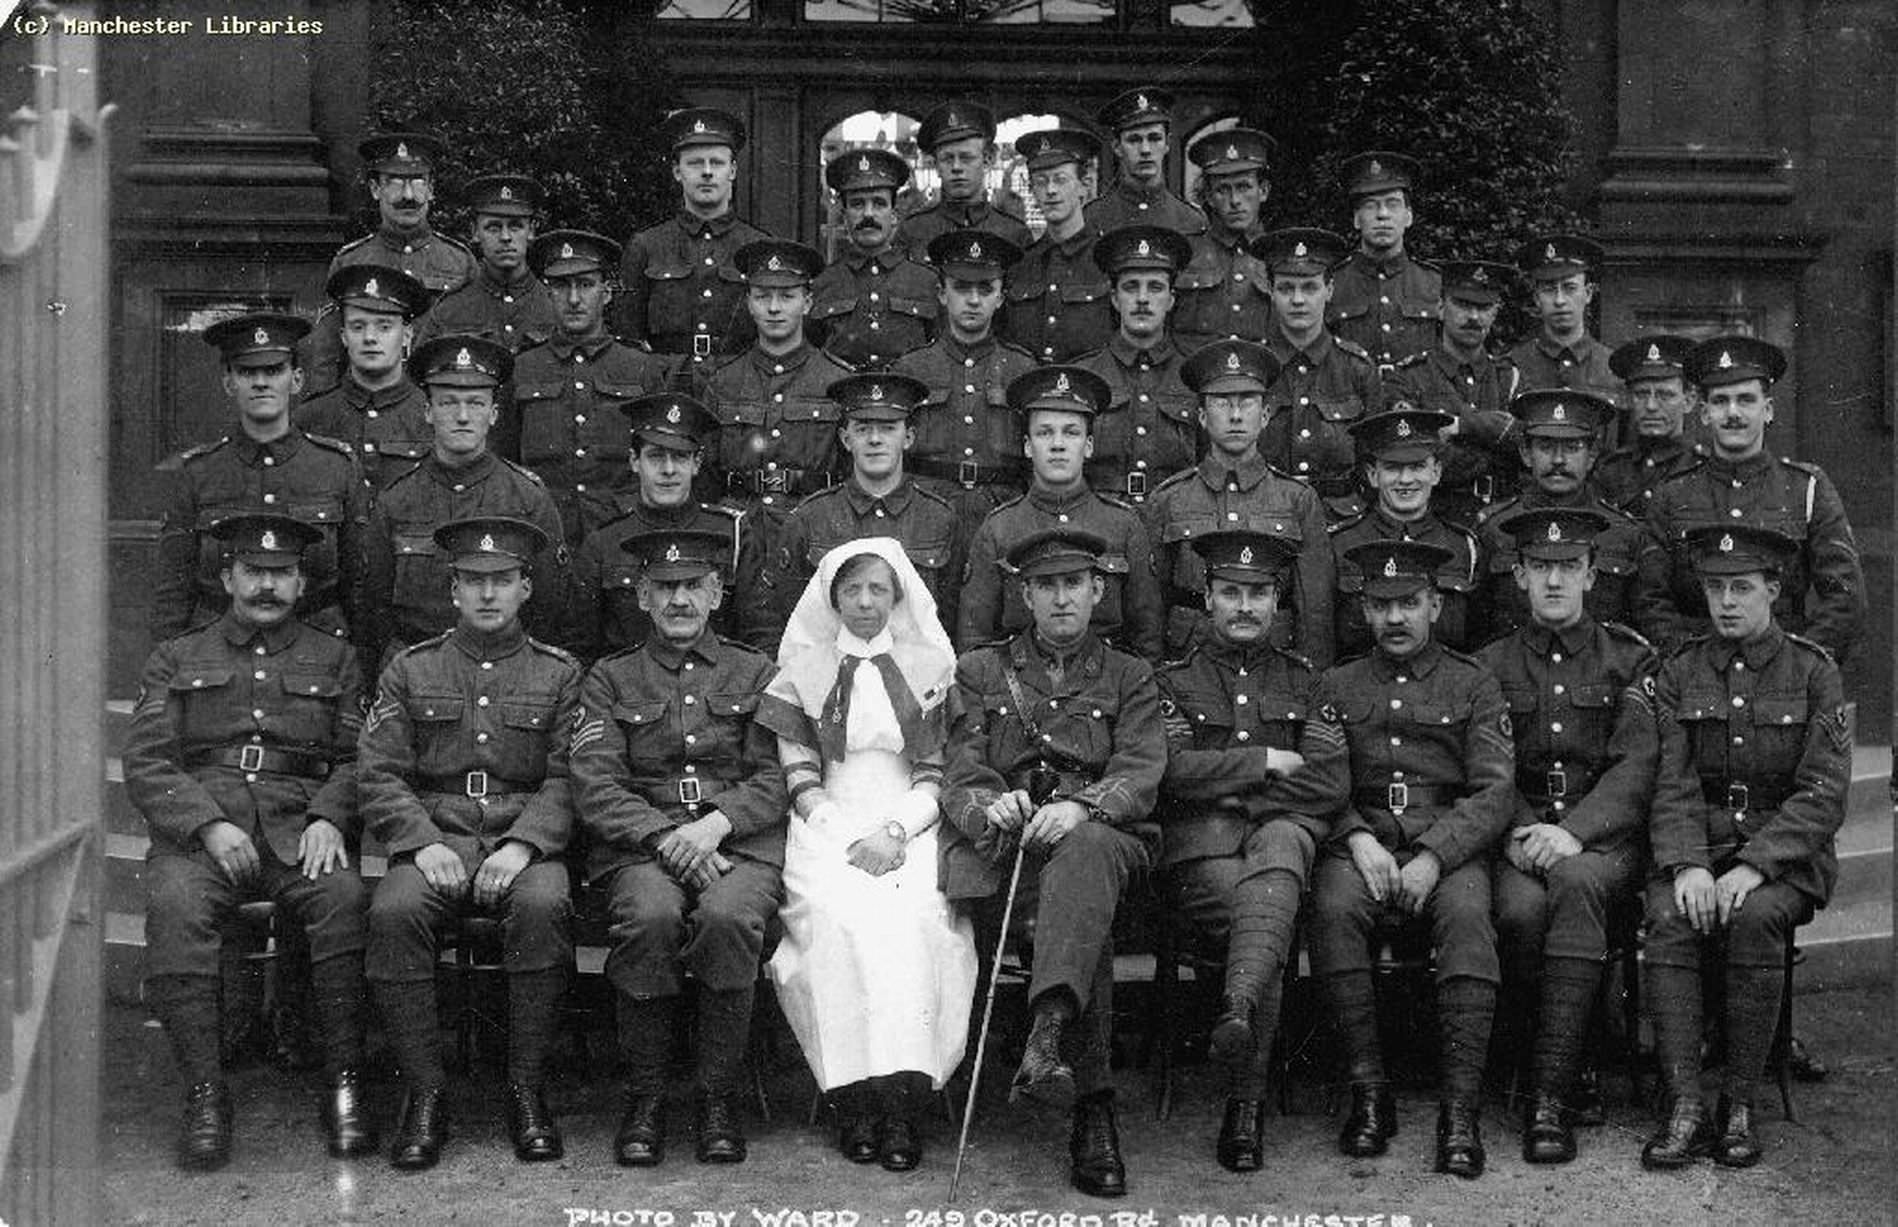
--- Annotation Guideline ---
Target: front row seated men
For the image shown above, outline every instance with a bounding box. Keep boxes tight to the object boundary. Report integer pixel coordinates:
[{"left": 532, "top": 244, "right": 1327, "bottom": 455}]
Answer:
[
  {"left": 357, "top": 517, "right": 584, "bottom": 1170},
  {"left": 942, "top": 529, "right": 1168, "bottom": 1198}
]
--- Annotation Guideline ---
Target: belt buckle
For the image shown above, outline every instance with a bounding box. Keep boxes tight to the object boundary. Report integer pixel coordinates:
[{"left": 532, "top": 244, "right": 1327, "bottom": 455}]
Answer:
[
  {"left": 1387, "top": 781, "right": 1409, "bottom": 814},
  {"left": 759, "top": 469, "right": 787, "bottom": 494},
  {"left": 1727, "top": 782, "right": 1750, "bottom": 812},
  {"left": 957, "top": 460, "right": 979, "bottom": 488},
  {"left": 678, "top": 777, "right": 702, "bottom": 806},
  {"left": 1125, "top": 471, "right": 1147, "bottom": 499},
  {"left": 238, "top": 744, "right": 265, "bottom": 773},
  {"left": 465, "top": 770, "right": 489, "bottom": 800},
  {"left": 1474, "top": 475, "right": 1495, "bottom": 503},
  {"left": 693, "top": 333, "right": 712, "bottom": 359},
  {"left": 1546, "top": 769, "right": 1568, "bottom": 798}
]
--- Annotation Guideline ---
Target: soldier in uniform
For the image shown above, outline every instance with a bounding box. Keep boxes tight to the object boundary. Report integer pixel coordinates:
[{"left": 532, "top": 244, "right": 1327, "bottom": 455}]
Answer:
[
  {"left": 1634, "top": 337, "right": 1865, "bottom": 661},
  {"left": 1252, "top": 227, "right": 1383, "bottom": 522},
  {"left": 1475, "top": 508, "right": 1659, "bottom": 1164},
  {"left": 1474, "top": 389, "right": 1642, "bottom": 638},
  {"left": 569, "top": 528, "right": 788, "bottom": 1167},
  {"left": 1172, "top": 127, "right": 1275, "bottom": 355},
  {"left": 564, "top": 393, "right": 757, "bottom": 660},
  {"left": 311, "top": 132, "right": 476, "bottom": 396},
  {"left": 1505, "top": 235, "right": 1622, "bottom": 416},
  {"left": 1595, "top": 334, "right": 1705, "bottom": 516},
  {"left": 957, "top": 366, "right": 1163, "bottom": 659},
  {"left": 1075, "top": 224, "right": 1200, "bottom": 505},
  {"left": 811, "top": 148, "right": 939, "bottom": 370},
  {"left": 509, "top": 229, "right": 678, "bottom": 543},
  {"left": 616, "top": 108, "right": 770, "bottom": 369},
  {"left": 1083, "top": 87, "right": 1207, "bottom": 237},
  {"left": 755, "top": 373, "right": 964, "bottom": 650},
  {"left": 1329, "top": 408, "right": 1482, "bottom": 657},
  {"left": 1308, "top": 538, "right": 1515, "bottom": 1178},
  {"left": 358, "top": 516, "right": 583, "bottom": 1169},
  {"left": 1003, "top": 128, "right": 1114, "bottom": 364},
  {"left": 1143, "top": 339, "right": 1334, "bottom": 664},
  {"left": 1154, "top": 529, "right": 1350, "bottom": 1171},
  {"left": 703, "top": 239, "right": 856, "bottom": 551},
  {"left": 893, "top": 230, "right": 1039, "bottom": 518},
  {"left": 941, "top": 528, "right": 1169, "bottom": 1197},
  {"left": 126, "top": 514, "right": 373, "bottom": 1170},
  {"left": 363, "top": 336, "right": 568, "bottom": 669},
  {"left": 1386, "top": 259, "right": 1524, "bottom": 528},
  {"left": 1638, "top": 525, "right": 1848, "bottom": 1171},
  {"left": 153, "top": 312, "right": 368, "bottom": 645},
  {"left": 296, "top": 265, "right": 436, "bottom": 492},
  {"left": 1327, "top": 152, "right": 1441, "bottom": 370},
  {"left": 899, "top": 101, "right": 1033, "bottom": 256},
  {"left": 413, "top": 173, "right": 558, "bottom": 354}
]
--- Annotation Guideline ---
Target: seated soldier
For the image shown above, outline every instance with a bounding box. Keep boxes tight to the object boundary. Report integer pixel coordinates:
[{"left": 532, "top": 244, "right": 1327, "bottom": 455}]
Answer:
[
  {"left": 1476, "top": 508, "right": 1659, "bottom": 1164},
  {"left": 357, "top": 516, "right": 584, "bottom": 1170},
  {"left": 1155, "top": 529, "right": 1349, "bottom": 1172},
  {"left": 941, "top": 528, "right": 1168, "bottom": 1198},
  {"left": 1308, "top": 539, "right": 1514, "bottom": 1178},
  {"left": 1639, "top": 526, "right": 1849, "bottom": 1171}
]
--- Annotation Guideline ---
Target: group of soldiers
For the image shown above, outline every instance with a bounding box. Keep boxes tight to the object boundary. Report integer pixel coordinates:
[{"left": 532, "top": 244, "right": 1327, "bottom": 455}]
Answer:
[{"left": 132, "top": 86, "right": 1863, "bottom": 1195}]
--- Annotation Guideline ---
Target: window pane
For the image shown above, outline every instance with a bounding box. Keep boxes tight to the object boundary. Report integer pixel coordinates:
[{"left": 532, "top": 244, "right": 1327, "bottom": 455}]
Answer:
[
  {"left": 658, "top": 0, "right": 753, "bottom": 17},
  {"left": 806, "top": 0, "right": 1111, "bottom": 21},
  {"left": 1171, "top": 0, "right": 1253, "bottom": 26}
]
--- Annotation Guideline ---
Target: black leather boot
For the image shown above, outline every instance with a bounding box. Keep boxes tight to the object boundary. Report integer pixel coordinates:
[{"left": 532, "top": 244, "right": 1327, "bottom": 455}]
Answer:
[
  {"left": 389, "top": 1086, "right": 447, "bottom": 1171},
  {"left": 1208, "top": 994, "right": 1257, "bottom": 1067},
  {"left": 1434, "top": 1099, "right": 1486, "bottom": 1179},
  {"left": 1640, "top": 1097, "right": 1712, "bottom": 1170},
  {"left": 1011, "top": 1009, "right": 1075, "bottom": 1107},
  {"left": 1521, "top": 1091, "right": 1574, "bottom": 1164},
  {"left": 696, "top": 1092, "right": 747, "bottom": 1164},
  {"left": 614, "top": 1093, "right": 666, "bottom": 1167},
  {"left": 1215, "top": 1097, "right": 1266, "bottom": 1173},
  {"left": 1337, "top": 1083, "right": 1396, "bottom": 1157},
  {"left": 1712, "top": 1097, "right": 1762, "bottom": 1168},
  {"left": 506, "top": 1082, "right": 563, "bottom": 1161},
  {"left": 1068, "top": 1091, "right": 1127, "bottom": 1197},
  {"left": 178, "top": 1081, "right": 233, "bottom": 1171},
  {"left": 320, "top": 1068, "right": 378, "bottom": 1158}
]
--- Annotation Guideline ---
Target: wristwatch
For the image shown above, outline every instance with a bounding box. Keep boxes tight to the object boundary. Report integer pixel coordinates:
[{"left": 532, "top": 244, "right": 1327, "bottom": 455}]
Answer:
[{"left": 883, "top": 820, "right": 909, "bottom": 844}]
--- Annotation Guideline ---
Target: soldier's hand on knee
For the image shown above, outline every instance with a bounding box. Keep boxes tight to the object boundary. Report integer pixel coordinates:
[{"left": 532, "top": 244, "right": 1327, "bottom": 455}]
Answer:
[
  {"left": 1713, "top": 863, "right": 1765, "bottom": 927},
  {"left": 1397, "top": 850, "right": 1441, "bottom": 915},
  {"left": 985, "top": 789, "right": 1034, "bottom": 834},
  {"left": 298, "top": 819, "right": 349, "bottom": 880},
  {"left": 414, "top": 842, "right": 467, "bottom": 898},
  {"left": 1023, "top": 799, "right": 1089, "bottom": 850},
  {"left": 1346, "top": 831, "right": 1401, "bottom": 903},
  {"left": 1518, "top": 823, "right": 1582, "bottom": 873},
  {"left": 473, "top": 840, "right": 533, "bottom": 908},
  {"left": 201, "top": 820, "right": 261, "bottom": 887},
  {"left": 1672, "top": 866, "right": 1716, "bottom": 935},
  {"left": 1504, "top": 828, "right": 1540, "bottom": 875},
  {"left": 1264, "top": 748, "right": 1306, "bottom": 778}
]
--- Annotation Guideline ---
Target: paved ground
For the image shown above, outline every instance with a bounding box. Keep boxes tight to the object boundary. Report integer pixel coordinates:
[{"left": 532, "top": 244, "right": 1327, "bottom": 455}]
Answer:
[{"left": 100, "top": 985, "right": 1893, "bottom": 1227}]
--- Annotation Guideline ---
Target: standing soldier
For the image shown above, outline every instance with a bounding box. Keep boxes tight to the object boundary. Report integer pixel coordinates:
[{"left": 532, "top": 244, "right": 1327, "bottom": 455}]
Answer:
[
  {"left": 1327, "top": 152, "right": 1440, "bottom": 370},
  {"left": 893, "top": 230, "right": 1039, "bottom": 518},
  {"left": 1386, "top": 259, "right": 1524, "bottom": 527},
  {"left": 1329, "top": 408, "right": 1483, "bottom": 657},
  {"left": 755, "top": 373, "right": 964, "bottom": 650},
  {"left": 569, "top": 528, "right": 788, "bottom": 1168},
  {"left": 616, "top": 108, "right": 770, "bottom": 370},
  {"left": 1639, "top": 525, "right": 1848, "bottom": 1171},
  {"left": 1172, "top": 127, "right": 1275, "bottom": 355},
  {"left": 941, "top": 528, "right": 1169, "bottom": 1197},
  {"left": 1476, "top": 508, "right": 1659, "bottom": 1165},
  {"left": 1144, "top": 339, "right": 1334, "bottom": 664},
  {"left": 900, "top": 101, "right": 1033, "bottom": 256},
  {"left": 1084, "top": 87, "right": 1207, "bottom": 237},
  {"left": 1634, "top": 337, "right": 1865, "bottom": 661},
  {"left": 564, "top": 393, "right": 757, "bottom": 661},
  {"left": 1308, "top": 539, "right": 1514, "bottom": 1179},
  {"left": 957, "top": 366, "right": 1164, "bottom": 659},
  {"left": 509, "top": 230, "right": 678, "bottom": 544},
  {"left": 297, "top": 266, "right": 436, "bottom": 493},
  {"left": 1154, "top": 529, "right": 1350, "bottom": 1171},
  {"left": 1474, "top": 390, "right": 1642, "bottom": 638},
  {"left": 811, "top": 148, "right": 939, "bottom": 370},
  {"left": 152, "top": 312, "right": 368, "bottom": 644},
  {"left": 363, "top": 336, "right": 568, "bottom": 669},
  {"left": 358, "top": 516, "right": 583, "bottom": 1169},
  {"left": 1003, "top": 128, "right": 1114, "bottom": 364},
  {"left": 1595, "top": 334, "right": 1705, "bottom": 516},
  {"left": 413, "top": 173, "right": 558, "bottom": 354},
  {"left": 1506, "top": 235, "right": 1621, "bottom": 413},
  {"left": 1253, "top": 228, "right": 1382, "bottom": 522},
  {"left": 1076, "top": 225, "right": 1200, "bottom": 505},
  {"left": 126, "top": 514, "right": 373, "bottom": 1170}
]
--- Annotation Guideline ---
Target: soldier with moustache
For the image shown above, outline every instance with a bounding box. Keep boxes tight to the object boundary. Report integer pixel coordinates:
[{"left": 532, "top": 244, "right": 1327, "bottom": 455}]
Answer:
[
  {"left": 892, "top": 230, "right": 1039, "bottom": 519},
  {"left": 1595, "top": 335, "right": 1706, "bottom": 516},
  {"left": 297, "top": 266, "right": 436, "bottom": 493},
  {"left": 1171, "top": 128, "right": 1276, "bottom": 355},
  {"left": 1253, "top": 228, "right": 1383, "bottom": 522},
  {"left": 1075, "top": 225, "right": 1201, "bottom": 506},
  {"left": 1326, "top": 152, "right": 1441, "bottom": 370},
  {"left": 956, "top": 366, "right": 1164, "bottom": 660},
  {"left": 413, "top": 173, "right": 558, "bottom": 355},
  {"left": 1505, "top": 236, "right": 1622, "bottom": 416},
  {"left": 564, "top": 393, "right": 757, "bottom": 661},
  {"left": 508, "top": 230, "right": 678, "bottom": 544},
  {"left": 1634, "top": 337, "right": 1865, "bottom": 662},
  {"left": 1386, "top": 259, "right": 1525, "bottom": 527},
  {"left": 616, "top": 108, "right": 770, "bottom": 370},
  {"left": 1154, "top": 529, "right": 1350, "bottom": 1171},
  {"left": 810, "top": 149, "right": 939, "bottom": 371},
  {"left": 1143, "top": 339, "right": 1334, "bottom": 664},
  {"left": 1329, "top": 408, "right": 1482, "bottom": 658},
  {"left": 899, "top": 101, "right": 1033, "bottom": 256},
  {"left": 153, "top": 313, "right": 369, "bottom": 645},
  {"left": 753, "top": 373, "right": 964, "bottom": 651},
  {"left": 1002, "top": 128, "right": 1115, "bottom": 364},
  {"left": 1475, "top": 508, "right": 1659, "bottom": 1165},
  {"left": 1083, "top": 87, "right": 1208, "bottom": 237},
  {"left": 1474, "top": 390, "right": 1643, "bottom": 639}
]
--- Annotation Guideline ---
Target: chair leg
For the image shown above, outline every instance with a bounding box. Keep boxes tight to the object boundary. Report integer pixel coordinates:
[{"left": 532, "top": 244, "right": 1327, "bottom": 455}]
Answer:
[
  {"left": 1774, "top": 936, "right": 1798, "bottom": 1124},
  {"left": 1152, "top": 923, "right": 1180, "bottom": 1121}
]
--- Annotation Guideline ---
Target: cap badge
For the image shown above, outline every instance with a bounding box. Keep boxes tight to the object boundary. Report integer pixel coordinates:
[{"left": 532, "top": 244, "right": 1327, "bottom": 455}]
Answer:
[
  {"left": 1293, "top": 241, "right": 1308, "bottom": 258},
  {"left": 664, "top": 543, "right": 681, "bottom": 563},
  {"left": 1717, "top": 350, "right": 1734, "bottom": 369},
  {"left": 1225, "top": 144, "right": 1239, "bottom": 160},
  {"left": 665, "top": 405, "right": 682, "bottom": 424},
  {"left": 1472, "top": 267, "right": 1489, "bottom": 283},
  {"left": 454, "top": 347, "right": 472, "bottom": 368},
  {"left": 869, "top": 383, "right": 884, "bottom": 401},
  {"left": 1547, "top": 521, "right": 1563, "bottom": 542},
  {"left": 1136, "top": 239, "right": 1151, "bottom": 257},
  {"left": 560, "top": 242, "right": 574, "bottom": 259},
  {"left": 1135, "top": 93, "right": 1150, "bottom": 111},
  {"left": 692, "top": 118, "right": 707, "bottom": 134},
  {"left": 858, "top": 155, "right": 872, "bottom": 172},
  {"left": 499, "top": 185, "right": 513, "bottom": 201},
  {"left": 1545, "top": 242, "right": 1558, "bottom": 261},
  {"left": 1383, "top": 557, "right": 1398, "bottom": 578},
  {"left": 364, "top": 277, "right": 379, "bottom": 297},
  {"left": 1239, "top": 545, "right": 1254, "bottom": 564},
  {"left": 479, "top": 533, "right": 496, "bottom": 552},
  {"left": 1395, "top": 418, "right": 1413, "bottom": 437},
  {"left": 1368, "top": 159, "right": 1382, "bottom": 176},
  {"left": 1647, "top": 343, "right": 1662, "bottom": 362},
  {"left": 252, "top": 326, "right": 270, "bottom": 346},
  {"left": 260, "top": 530, "right": 278, "bottom": 551},
  {"left": 1719, "top": 533, "right": 1734, "bottom": 553},
  {"left": 1552, "top": 404, "right": 1566, "bottom": 421},
  {"left": 395, "top": 142, "right": 409, "bottom": 160},
  {"left": 1053, "top": 372, "right": 1071, "bottom": 394},
  {"left": 766, "top": 254, "right": 783, "bottom": 271},
  {"left": 969, "top": 240, "right": 982, "bottom": 258},
  {"left": 1225, "top": 352, "right": 1241, "bottom": 371}
]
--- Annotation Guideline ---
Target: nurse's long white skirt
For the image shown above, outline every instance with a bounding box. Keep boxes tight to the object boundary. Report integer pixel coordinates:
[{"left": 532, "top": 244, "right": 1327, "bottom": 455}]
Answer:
[{"left": 767, "top": 749, "right": 977, "bottom": 1090}]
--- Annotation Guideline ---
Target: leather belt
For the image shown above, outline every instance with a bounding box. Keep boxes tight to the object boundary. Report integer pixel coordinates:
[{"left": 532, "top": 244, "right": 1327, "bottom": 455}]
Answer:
[
  {"left": 419, "top": 771, "right": 536, "bottom": 799},
  {"left": 190, "top": 744, "right": 332, "bottom": 780},
  {"left": 725, "top": 468, "right": 833, "bottom": 498},
  {"left": 1701, "top": 778, "right": 1790, "bottom": 812},
  {"left": 909, "top": 457, "right": 1028, "bottom": 488},
  {"left": 1519, "top": 765, "right": 1600, "bottom": 804},
  {"left": 633, "top": 776, "right": 738, "bottom": 810},
  {"left": 1354, "top": 783, "right": 1462, "bottom": 814}
]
